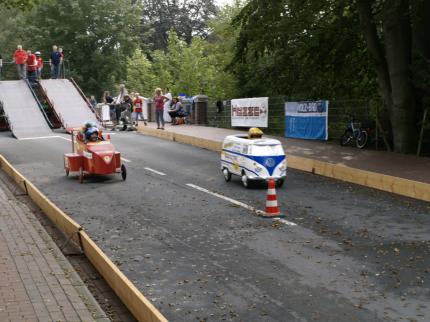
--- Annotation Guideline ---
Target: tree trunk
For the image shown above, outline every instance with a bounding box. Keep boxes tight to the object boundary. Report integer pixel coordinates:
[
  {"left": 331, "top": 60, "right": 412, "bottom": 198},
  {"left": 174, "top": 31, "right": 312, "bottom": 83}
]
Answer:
[
  {"left": 383, "top": 0, "right": 417, "bottom": 153},
  {"left": 356, "top": 0, "right": 393, "bottom": 110}
]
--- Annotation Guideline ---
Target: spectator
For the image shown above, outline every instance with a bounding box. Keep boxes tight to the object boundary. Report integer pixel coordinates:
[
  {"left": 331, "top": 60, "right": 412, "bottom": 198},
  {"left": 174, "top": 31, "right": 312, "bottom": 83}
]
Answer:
[
  {"left": 35, "top": 51, "right": 43, "bottom": 79},
  {"left": 103, "top": 91, "right": 114, "bottom": 104},
  {"left": 0, "top": 54, "right": 3, "bottom": 79},
  {"left": 119, "top": 94, "right": 133, "bottom": 127},
  {"left": 133, "top": 93, "right": 147, "bottom": 126},
  {"left": 113, "top": 84, "right": 128, "bottom": 124},
  {"left": 163, "top": 87, "right": 172, "bottom": 123},
  {"left": 26, "top": 50, "right": 38, "bottom": 84},
  {"left": 13, "top": 45, "right": 28, "bottom": 79},
  {"left": 89, "top": 95, "right": 97, "bottom": 108},
  {"left": 154, "top": 88, "right": 167, "bottom": 130},
  {"left": 168, "top": 97, "right": 186, "bottom": 125},
  {"left": 49, "top": 45, "right": 62, "bottom": 79}
]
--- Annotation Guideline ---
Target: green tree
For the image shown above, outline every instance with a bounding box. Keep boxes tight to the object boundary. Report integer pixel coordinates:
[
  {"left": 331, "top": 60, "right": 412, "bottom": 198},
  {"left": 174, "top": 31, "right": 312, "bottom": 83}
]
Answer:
[
  {"left": 125, "top": 48, "right": 155, "bottom": 96},
  {"left": 20, "top": 0, "right": 141, "bottom": 96}
]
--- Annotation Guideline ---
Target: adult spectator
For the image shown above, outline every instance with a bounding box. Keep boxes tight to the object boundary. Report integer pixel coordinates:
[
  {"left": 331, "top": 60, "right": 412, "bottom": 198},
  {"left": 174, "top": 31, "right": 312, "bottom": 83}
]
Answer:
[
  {"left": 13, "top": 45, "right": 28, "bottom": 79},
  {"left": 154, "top": 88, "right": 167, "bottom": 130},
  {"left": 113, "top": 84, "right": 128, "bottom": 124},
  {"left": 89, "top": 95, "right": 97, "bottom": 108},
  {"left": 49, "top": 45, "right": 62, "bottom": 79},
  {"left": 163, "top": 87, "right": 172, "bottom": 123},
  {"left": 26, "top": 50, "right": 38, "bottom": 84},
  {"left": 35, "top": 51, "right": 43, "bottom": 79},
  {"left": 168, "top": 97, "right": 186, "bottom": 125},
  {"left": 0, "top": 54, "right": 3, "bottom": 79},
  {"left": 103, "top": 91, "right": 114, "bottom": 104}
]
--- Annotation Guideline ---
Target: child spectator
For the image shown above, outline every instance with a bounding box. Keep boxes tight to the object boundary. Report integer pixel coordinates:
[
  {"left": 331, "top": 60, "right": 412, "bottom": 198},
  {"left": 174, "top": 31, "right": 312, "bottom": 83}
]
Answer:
[{"left": 35, "top": 51, "right": 43, "bottom": 79}]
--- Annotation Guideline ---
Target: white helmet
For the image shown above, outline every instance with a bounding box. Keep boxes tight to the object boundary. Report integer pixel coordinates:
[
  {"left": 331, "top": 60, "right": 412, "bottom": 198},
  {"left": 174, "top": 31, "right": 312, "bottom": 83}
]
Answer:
[{"left": 35, "top": 51, "right": 41, "bottom": 55}]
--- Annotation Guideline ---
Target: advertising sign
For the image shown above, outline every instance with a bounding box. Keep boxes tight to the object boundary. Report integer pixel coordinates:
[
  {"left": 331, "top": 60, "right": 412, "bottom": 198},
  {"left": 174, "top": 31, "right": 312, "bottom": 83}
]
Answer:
[
  {"left": 231, "top": 97, "right": 268, "bottom": 127},
  {"left": 285, "top": 100, "right": 329, "bottom": 140}
]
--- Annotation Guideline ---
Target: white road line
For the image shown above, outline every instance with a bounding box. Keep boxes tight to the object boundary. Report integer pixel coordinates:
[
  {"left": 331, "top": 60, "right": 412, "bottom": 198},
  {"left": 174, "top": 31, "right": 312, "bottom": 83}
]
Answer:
[
  {"left": 121, "top": 157, "right": 132, "bottom": 163},
  {"left": 186, "top": 183, "right": 257, "bottom": 212},
  {"left": 144, "top": 167, "right": 166, "bottom": 176},
  {"left": 186, "top": 183, "right": 297, "bottom": 226},
  {"left": 18, "top": 135, "right": 63, "bottom": 140}
]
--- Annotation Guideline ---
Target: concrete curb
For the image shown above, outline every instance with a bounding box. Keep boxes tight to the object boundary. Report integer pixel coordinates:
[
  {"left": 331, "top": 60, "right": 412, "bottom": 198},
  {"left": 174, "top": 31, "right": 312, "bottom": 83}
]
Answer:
[
  {"left": 138, "top": 126, "right": 430, "bottom": 203},
  {"left": 0, "top": 154, "right": 168, "bottom": 322}
]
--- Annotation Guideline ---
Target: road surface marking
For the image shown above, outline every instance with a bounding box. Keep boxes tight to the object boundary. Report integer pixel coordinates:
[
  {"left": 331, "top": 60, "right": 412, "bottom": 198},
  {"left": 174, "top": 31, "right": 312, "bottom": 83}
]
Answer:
[
  {"left": 18, "top": 135, "right": 64, "bottom": 140},
  {"left": 144, "top": 167, "right": 166, "bottom": 176},
  {"left": 121, "top": 158, "right": 131, "bottom": 163},
  {"left": 186, "top": 183, "right": 297, "bottom": 226}
]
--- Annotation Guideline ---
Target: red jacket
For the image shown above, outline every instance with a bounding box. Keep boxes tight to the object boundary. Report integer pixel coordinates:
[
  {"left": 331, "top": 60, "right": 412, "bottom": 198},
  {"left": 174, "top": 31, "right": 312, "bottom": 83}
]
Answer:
[
  {"left": 14, "top": 49, "right": 28, "bottom": 65},
  {"left": 36, "top": 57, "right": 43, "bottom": 69},
  {"left": 27, "top": 54, "right": 38, "bottom": 72}
]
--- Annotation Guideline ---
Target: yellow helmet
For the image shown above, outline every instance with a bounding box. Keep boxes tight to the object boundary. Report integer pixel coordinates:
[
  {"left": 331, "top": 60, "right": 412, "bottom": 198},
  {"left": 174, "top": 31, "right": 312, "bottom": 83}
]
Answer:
[{"left": 248, "top": 127, "right": 263, "bottom": 139}]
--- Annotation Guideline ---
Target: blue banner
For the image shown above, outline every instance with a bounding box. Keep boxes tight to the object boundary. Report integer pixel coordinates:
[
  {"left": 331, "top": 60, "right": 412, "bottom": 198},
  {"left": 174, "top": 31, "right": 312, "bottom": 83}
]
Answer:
[{"left": 285, "top": 101, "right": 329, "bottom": 140}]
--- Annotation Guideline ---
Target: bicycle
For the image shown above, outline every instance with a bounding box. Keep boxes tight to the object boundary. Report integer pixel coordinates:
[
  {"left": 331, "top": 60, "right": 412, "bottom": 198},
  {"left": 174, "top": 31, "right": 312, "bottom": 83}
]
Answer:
[{"left": 340, "top": 117, "right": 368, "bottom": 149}]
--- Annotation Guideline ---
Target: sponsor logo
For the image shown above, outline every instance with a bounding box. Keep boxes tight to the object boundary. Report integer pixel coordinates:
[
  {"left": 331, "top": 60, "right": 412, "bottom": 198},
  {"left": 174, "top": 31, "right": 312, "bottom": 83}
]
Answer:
[{"left": 264, "top": 158, "right": 275, "bottom": 167}]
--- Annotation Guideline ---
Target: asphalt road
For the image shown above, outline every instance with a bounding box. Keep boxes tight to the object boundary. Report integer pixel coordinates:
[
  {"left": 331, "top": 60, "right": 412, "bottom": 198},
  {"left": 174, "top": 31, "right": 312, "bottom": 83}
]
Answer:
[{"left": 0, "top": 131, "right": 429, "bottom": 322}]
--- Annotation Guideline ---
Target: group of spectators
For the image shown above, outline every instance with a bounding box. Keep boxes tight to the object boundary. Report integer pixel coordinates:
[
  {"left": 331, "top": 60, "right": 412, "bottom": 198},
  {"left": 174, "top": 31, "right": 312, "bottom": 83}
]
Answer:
[
  {"left": 101, "top": 85, "right": 187, "bottom": 129},
  {"left": 4, "top": 44, "right": 64, "bottom": 83}
]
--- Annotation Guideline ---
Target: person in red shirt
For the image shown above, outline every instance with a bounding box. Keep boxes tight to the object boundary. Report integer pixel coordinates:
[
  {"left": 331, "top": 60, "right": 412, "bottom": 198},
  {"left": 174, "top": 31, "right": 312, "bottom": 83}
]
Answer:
[
  {"left": 26, "top": 50, "right": 38, "bottom": 84},
  {"left": 153, "top": 88, "right": 168, "bottom": 130},
  {"left": 132, "top": 93, "right": 147, "bottom": 126},
  {"left": 13, "top": 45, "right": 28, "bottom": 79},
  {"left": 35, "top": 51, "right": 43, "bottom": 79}
]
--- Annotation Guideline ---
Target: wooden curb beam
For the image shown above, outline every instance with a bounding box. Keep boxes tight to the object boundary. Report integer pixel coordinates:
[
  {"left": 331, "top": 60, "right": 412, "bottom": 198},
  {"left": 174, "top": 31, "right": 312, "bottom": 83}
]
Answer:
[
  {"left": 137, "top": 126, "right": 430, "bottom": 203},
  {"left": 0, "top": 154, "right": 168, "bottom": 322}
]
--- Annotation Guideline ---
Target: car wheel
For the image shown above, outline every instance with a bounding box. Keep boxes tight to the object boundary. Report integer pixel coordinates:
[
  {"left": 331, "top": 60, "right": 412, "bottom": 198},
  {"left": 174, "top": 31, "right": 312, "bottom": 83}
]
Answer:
[
  {"left": 121, "top": 164, "right": 127, "bottom": 181},
  {"left": 223, "top": 168, "right": 231, "bottom": 182},
  {"left": 79, "top": 167, "right": 84, "bottom": 184},
  {"left": 241, "top": 173, "right": 250, "bottom": 188},
  {"left": 276, "top": 179, "right": 284, "bottom": 188}
]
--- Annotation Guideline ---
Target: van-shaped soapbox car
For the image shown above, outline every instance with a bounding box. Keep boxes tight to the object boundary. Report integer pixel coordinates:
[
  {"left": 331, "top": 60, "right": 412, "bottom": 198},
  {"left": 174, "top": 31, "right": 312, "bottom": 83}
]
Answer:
[
  {"left": 64, "top": 129, "right": 126, "bottom": 183},
  {"left": 221, "top": 134, "right": 287, "bottom": 188}
]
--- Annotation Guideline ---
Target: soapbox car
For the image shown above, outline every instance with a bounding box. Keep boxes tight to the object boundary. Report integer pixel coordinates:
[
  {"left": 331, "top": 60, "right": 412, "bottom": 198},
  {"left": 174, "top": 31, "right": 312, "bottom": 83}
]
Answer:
[{"left": 64, "top": 129, "right": 126, "bottom": 183}]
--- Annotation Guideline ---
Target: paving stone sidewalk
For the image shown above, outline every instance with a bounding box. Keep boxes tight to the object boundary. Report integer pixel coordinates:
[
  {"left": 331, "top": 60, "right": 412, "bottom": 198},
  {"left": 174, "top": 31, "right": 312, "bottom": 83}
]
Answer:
[
  {"left": 0, "top": 175, "right": 109, "bottom": 322},
  {"left": 139, "top": 122, "right": 430, "bottom": 184}
]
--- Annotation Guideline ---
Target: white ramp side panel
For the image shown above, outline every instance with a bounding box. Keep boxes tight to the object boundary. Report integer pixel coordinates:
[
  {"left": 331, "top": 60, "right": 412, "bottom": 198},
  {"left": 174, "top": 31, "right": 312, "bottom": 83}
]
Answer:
[
  {"left": 0, "top": 80, "right": 52, "bottom": 139},
  {"left": 40, "top": 79, "right": 98, "bottom": 129}
]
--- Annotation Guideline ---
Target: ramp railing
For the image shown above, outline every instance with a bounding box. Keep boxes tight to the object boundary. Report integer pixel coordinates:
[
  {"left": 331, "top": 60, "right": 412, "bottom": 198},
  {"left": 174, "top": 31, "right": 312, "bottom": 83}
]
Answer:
[
  {"left": 24, "top": 79, "right": 54, "bottom": 129},
  {"left": 70, "top": 77, "right": 101, "bottom": 123}
]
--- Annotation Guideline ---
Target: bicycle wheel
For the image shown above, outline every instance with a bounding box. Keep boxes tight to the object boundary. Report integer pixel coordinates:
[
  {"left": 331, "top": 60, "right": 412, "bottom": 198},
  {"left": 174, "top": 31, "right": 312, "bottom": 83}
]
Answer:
[
  {"left": 340, "top": 130, "right": 353, "bottom": 146},
  {"left": 356, "top": 130, "right": 368, "bottom": 148}
]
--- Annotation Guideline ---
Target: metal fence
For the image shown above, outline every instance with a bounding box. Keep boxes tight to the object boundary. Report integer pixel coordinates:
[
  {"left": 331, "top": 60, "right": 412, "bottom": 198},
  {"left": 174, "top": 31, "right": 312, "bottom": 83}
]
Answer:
[
  {"left": 207, "top": 96, "right": 380, "bottom": 142},
  {"left": 0, "top": 60, "right": 69, "bottom": 81}
]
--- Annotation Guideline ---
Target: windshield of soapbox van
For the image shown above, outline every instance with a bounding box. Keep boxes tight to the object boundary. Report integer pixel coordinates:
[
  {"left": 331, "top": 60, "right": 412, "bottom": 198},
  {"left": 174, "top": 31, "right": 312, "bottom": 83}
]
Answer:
[{"left": 250, "top": 144, "right": 284, "bottom": 156}]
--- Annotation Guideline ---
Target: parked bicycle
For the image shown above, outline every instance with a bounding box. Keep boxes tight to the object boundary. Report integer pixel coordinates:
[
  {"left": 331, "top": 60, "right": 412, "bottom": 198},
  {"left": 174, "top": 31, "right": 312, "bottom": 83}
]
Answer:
[{"left": 340, "top": 117, "right": 368, "bottom": 149}]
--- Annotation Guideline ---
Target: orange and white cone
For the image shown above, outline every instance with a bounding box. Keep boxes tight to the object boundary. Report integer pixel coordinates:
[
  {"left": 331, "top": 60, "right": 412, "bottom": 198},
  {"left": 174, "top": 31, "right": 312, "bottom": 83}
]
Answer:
[{"left": 262, "top": 178, "right": 284, "bottom": 218}]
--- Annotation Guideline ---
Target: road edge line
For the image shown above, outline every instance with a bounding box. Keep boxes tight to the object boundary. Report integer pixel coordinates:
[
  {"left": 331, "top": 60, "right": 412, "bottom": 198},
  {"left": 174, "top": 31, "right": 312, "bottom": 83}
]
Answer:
[
  {"left": 0, "top": 154, "right": 168, "bottom": 322},
  {"left": 137, "top": 126, "right": 430, "bottom": 203}
]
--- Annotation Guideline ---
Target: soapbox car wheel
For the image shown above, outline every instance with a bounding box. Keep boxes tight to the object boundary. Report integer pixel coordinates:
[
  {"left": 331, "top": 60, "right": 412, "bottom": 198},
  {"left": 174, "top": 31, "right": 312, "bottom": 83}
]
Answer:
[
  {"left": 276, "top": 179, "right": 284, "bottom": 188},
  {"left": 65, "top": 168, "right": 69, "bottom": 177},
  {"left": 79, "top": 167, "right": 84, "bottom": 184},
  {"left": 121, "top": 164, "right": 127, "bottom": 181},
  {"left": 222, "top": 168, "right": 231, "bottom": 182},
  {"left": 241, "top": 172, "right": 251, "bottom": 188}
]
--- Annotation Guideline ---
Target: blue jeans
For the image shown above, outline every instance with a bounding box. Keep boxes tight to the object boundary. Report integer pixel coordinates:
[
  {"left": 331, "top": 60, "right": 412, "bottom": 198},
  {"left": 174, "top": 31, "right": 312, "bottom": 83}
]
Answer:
[
  {"left": 51, "top": 64, "right": 60, "bottom": 79},
  {"left": 155, "top": 110, "right": 164, "bottom": 128}
]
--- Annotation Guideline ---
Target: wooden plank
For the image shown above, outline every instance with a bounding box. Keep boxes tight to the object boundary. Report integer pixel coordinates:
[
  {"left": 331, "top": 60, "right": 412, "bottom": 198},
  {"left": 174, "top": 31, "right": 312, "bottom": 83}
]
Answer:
[{"left": 80, "top": 232, "right": 168, "bottom": 322}]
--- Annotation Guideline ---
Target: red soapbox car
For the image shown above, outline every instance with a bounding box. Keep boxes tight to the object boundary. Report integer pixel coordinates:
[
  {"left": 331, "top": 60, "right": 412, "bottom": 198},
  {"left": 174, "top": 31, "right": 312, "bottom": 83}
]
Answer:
[{"left": 64, "top": 129, "right": 126, "bottom": 183}]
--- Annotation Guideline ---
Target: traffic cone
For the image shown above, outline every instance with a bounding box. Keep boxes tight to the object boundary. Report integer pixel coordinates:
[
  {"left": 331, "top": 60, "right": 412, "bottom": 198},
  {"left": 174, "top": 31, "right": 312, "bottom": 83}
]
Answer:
[{"left": 262, "top": 178, "right": 285, "bottom": 218}]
